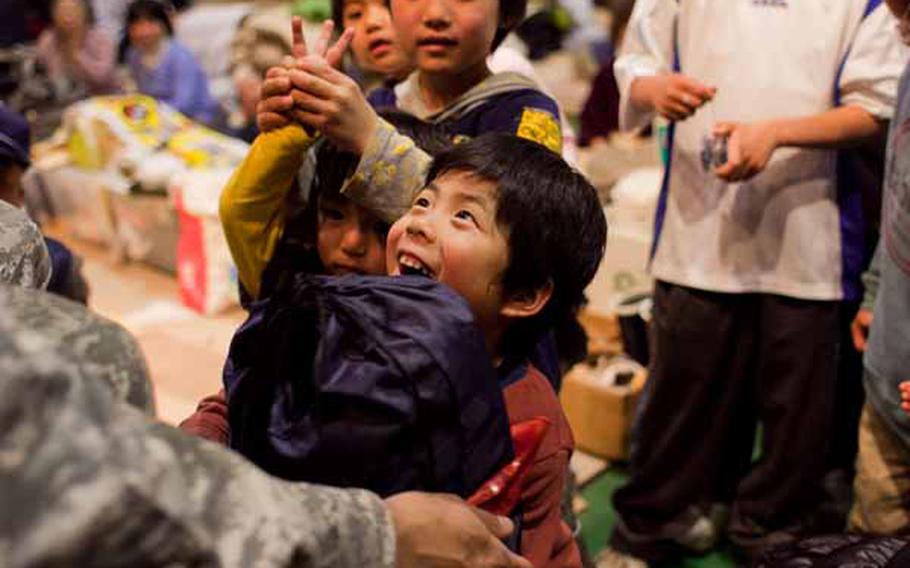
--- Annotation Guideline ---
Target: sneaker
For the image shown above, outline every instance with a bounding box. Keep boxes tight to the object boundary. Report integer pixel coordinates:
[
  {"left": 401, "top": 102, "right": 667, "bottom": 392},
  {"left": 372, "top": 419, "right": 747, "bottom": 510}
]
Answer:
[
  {"left": 675, "top": 514, "right": 717, "bottom": 553},
  {"left": 611, "top": 506, "right": 719, "bottom": 561},
  {"left": 594, "top": 547, "right": 648, "bottom": 568}
]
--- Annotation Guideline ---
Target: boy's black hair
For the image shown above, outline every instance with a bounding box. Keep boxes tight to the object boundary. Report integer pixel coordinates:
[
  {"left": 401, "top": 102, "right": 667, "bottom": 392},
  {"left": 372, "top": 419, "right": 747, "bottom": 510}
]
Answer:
[
  {"left": 492, "top": 0, "right": 527, "bottom": 50},
  {"left": 125, "top": 0, "right": 174, "bottom": 36},
  {"left": 426, "top": 133, "right": 607, "bottom": 356}
]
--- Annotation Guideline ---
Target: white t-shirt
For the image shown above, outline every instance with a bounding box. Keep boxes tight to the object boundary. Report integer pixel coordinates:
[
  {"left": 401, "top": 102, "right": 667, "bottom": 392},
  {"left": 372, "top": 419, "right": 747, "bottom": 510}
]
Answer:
[{"left": 615, "top": 0, "right": 908, "bottom": 300}]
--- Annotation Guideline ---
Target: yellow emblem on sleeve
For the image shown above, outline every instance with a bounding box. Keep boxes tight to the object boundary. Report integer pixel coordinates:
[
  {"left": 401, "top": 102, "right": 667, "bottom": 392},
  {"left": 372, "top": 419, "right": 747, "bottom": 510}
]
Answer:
[{"left": 516, "top": 108, "right": 562, "bottom": 154}]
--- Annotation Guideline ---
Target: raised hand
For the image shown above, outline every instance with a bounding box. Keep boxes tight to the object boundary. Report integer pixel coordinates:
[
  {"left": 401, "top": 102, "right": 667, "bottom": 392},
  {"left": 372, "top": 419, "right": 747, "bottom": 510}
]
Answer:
[
  {"left": 256, "top": 17, "right": 354, "bottom": 133},
  {"left": 287, "top": 56, "right": 379, "bottom": 153}
]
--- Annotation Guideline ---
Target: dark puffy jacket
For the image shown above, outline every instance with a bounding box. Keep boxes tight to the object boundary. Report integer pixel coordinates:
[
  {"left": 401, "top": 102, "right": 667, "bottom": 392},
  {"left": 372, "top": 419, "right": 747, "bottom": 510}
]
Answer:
[
  {"left": 757, "top": 535, "right": 910, "bottom": 567},
  {"left": 225, "top": 274, "right": 514, "bottom": 498}
]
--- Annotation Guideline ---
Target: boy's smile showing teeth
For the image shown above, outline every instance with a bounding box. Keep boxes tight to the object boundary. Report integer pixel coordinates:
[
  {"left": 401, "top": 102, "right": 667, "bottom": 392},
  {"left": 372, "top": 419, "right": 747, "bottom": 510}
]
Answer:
[{"left": 397, "top": 252, "right": 435, "bottom": 278}]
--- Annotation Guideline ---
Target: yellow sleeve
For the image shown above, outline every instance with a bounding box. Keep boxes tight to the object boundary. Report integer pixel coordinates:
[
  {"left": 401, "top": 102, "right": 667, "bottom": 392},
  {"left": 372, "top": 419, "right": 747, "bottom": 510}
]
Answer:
[{"left": 219, "top": 124, "right": 314, "bottom": 300}]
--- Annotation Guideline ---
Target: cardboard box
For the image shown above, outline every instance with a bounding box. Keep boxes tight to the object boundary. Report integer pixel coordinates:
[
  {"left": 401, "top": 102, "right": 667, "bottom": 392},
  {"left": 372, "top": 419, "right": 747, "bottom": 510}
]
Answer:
[
  {"left": 577, "top": 309, "right": 623, "bottom": 357},
  {"left": 560, "top": 363, "right": 646, "bottom": 461}
]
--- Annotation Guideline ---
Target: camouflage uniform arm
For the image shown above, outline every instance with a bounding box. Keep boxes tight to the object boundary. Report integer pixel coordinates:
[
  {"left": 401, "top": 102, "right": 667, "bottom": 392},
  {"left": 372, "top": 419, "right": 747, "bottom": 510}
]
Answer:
[
  {"left": 342, "top": 118, "right": 432, "bottom": 223},
  {"left": 0, "top": 202, "right": 51, "bottom": 290},
  {"left": 0, "top": 287, "right": 397, "bottom": 568}
]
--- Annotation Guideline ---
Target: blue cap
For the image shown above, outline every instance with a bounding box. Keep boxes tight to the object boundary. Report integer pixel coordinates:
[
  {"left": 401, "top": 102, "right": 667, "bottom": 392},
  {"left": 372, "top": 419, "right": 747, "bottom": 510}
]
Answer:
[{"left": 0, "top": 105, "right": 30, "bottom": 167}]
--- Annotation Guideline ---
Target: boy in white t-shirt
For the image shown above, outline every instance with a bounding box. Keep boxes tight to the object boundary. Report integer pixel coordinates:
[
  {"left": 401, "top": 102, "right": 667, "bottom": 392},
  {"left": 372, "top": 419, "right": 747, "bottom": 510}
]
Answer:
[{"left": 602, "top": 0, "right": 908, "bottom": 564}]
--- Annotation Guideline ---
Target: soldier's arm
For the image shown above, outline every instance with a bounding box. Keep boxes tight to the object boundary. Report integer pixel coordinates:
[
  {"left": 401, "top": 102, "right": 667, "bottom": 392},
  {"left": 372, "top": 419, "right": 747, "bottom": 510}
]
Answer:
[
  {"left": 0, "top": 286, "right": 530, "bottom": 568},
  {"left": 0, "top": 317, "right": 395, "bottom": 567}
]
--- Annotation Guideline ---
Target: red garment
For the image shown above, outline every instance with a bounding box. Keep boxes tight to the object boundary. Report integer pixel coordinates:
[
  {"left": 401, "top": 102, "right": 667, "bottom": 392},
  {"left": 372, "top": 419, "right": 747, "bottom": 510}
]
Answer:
[
  {"left": 502, "top": 365, "right": 581, "bottom": 568},
  {"left": 179, "top": 365, "right": 580, "bottom": 568},
  {"left": 179, "top": 389, "right": 229, "bottom": 444}
]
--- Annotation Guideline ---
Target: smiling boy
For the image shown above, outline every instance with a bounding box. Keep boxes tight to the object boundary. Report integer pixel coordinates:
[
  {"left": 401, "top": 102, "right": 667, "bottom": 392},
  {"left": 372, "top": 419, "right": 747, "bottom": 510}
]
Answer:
[
  {"left": 220, "top": 128, "right": 605, "bottom": 567},
  {"left": 381, "top": 135, "right": 606, "bottom": 567}
]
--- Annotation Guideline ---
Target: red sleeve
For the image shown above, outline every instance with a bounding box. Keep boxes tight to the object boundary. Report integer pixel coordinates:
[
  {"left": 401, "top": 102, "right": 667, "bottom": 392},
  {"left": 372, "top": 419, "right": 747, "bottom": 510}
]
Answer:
[
  {"left": 519, "top": 450, "right": 582, "bottom": 568},
  {"left": 179, "top": 389, "right": 230, "bottom": 445}
]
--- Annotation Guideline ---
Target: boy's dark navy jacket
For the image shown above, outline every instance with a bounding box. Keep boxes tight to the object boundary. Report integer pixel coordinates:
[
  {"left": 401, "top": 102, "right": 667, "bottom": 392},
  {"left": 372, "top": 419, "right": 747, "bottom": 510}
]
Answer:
[
  {"left": 367, "top": 73, "right": 562, "bottom": 145},
  {"left": 224, "top": 273, "right": 514, "bottom": 498}
]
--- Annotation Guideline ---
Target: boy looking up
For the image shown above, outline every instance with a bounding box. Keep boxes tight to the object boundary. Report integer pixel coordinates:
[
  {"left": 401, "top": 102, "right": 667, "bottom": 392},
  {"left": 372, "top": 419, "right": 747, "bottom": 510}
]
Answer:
[{"left": 221, "top": 127, "right": 605, "bottom": 567}]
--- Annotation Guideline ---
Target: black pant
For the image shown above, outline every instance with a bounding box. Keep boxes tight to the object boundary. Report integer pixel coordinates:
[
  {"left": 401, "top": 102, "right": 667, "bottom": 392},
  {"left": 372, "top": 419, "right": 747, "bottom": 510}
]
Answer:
[{"left": 612, "top": 281, "right": 839, "bottom": 554}]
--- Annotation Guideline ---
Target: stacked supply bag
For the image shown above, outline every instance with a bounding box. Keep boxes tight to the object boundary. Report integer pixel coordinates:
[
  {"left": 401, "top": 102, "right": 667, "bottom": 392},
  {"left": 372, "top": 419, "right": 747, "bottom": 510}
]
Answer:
[{"left": 39, "top": 94, "right": 249, "bottom": 314}]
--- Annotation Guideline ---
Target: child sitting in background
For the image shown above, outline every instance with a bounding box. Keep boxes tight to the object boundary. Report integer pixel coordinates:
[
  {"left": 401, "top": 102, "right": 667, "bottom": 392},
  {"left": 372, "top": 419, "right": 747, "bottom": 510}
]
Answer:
[
  {"left": 37, "top": 0, "right": 120, "bottom": 100},
  {"left": 124, "top": 0, "right": 221, "bottom": 125}
]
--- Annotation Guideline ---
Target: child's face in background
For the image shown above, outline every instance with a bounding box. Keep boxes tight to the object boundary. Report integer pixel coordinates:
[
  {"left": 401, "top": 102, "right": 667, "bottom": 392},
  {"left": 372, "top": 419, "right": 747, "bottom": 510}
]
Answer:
[
  {"left": 343, "top": 0, "right": 413, "bottom": 79},
  {"left": 129, "top": 17, "right": 166, "bottom": 53},
  {"left": 390, "top": 0, "right": 499, "bottom": 76},
  {"left": 317, "top": 195, "right": 388, "bottom": 276},
  {"left": 53, "top": 0, "right": 88, "bottom": 34},
  {"left": 385, "top": 171, "right": 510, "bottom": 334}
]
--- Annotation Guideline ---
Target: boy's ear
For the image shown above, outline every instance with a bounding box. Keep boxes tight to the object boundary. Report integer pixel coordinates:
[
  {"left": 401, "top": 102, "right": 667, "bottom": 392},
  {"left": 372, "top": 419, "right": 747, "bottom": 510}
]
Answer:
[{"left": 499, "top": 280, "right": 553, "bottom": 320}]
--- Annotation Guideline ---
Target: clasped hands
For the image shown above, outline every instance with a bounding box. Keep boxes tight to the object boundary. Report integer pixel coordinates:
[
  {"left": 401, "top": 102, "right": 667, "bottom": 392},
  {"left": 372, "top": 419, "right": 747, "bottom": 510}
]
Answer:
[{"left": 256, "top": 17, "right": 380, "bottom": 154}]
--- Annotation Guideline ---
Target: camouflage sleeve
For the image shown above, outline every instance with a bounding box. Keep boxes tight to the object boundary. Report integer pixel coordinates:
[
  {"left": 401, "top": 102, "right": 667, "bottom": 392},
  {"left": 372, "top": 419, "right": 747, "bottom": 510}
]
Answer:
[
  {"left": 0, "top": 202, "right": 51, "bottom": 290},
  {"left": 0, "top": 284, "right": 154, "bottom": 414},
  {"left": 0, "top": 285, "right": 397, "bottom": 568},
  {"left": 341, "top": 118, "right": 432, "bottom": 223}
]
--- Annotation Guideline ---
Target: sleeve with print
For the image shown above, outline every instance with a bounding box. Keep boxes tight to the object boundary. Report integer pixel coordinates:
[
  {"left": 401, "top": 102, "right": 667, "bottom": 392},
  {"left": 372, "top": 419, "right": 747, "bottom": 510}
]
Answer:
[
  {"left": 219, "top": 124, "right": 314, "bottom": 299},
  {"left": 614, "top": 0, "right": 678, "bottom": 131},
  {"left": 838, "top": 3, "right": 909, "bottom": 119},
  {"left": 342, "top": 117, "right": 433, "bottom": 224}
]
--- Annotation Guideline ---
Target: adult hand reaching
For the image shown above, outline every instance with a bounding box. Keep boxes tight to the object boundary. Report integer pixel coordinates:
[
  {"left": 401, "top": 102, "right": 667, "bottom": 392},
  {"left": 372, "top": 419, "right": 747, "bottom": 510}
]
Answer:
[{"left": 386, "top": 492, "right": 532, "bottom": 568}]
